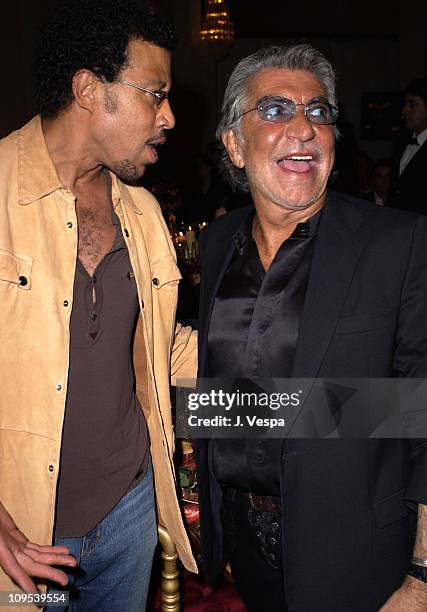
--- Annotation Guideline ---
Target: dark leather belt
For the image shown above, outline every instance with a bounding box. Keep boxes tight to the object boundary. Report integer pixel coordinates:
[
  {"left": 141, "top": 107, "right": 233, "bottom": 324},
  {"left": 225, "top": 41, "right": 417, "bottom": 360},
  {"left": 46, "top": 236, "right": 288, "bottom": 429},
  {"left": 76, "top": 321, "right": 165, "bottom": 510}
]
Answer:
[{"left": 244, "top": 492, "right": 281, "bottom": 514}]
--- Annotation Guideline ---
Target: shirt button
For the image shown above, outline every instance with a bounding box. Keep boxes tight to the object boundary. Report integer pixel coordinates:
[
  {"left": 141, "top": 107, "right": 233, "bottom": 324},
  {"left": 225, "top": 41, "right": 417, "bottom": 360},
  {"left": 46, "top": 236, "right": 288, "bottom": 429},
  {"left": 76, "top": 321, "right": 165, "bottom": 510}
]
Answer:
[
  {"left": 124, "top": 229, "right": 129, "bottom": 238},
  {"left": 91, "top": 313, "right": 97, "bottom": 321},
  {"left": 18, "top": 276, "right": 28, "bottom": 286},
  {"left": 66, "top": 221, "right": 73, "bottom": 229},
  {"left": 56, "top": 384, "right": 62, "bottom": 391},
  {"left": 92, "top": 276, "right": 97, "bottom": 284},
  {"left": 152, "top": 277, "right": 159, "bottom": 286},
  {"left": 48, "top": 465, "right": 54, "bottom": 472},
  {"left": 63, "top": 300, "right": 69, "bottom": 307}
]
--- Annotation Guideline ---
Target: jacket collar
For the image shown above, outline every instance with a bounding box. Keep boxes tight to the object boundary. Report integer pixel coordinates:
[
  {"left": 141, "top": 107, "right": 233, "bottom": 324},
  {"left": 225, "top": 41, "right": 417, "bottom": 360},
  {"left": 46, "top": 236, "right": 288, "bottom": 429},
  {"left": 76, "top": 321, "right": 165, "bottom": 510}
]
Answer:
[
  {"left": 111, "top": 174, "right": 142, "bottom": 215},
  {"left": 17, "top": 115, "right": 141, "bottom": 214},
  {"left": 17, "top": 116, "right": 62, "bottom": 206}
]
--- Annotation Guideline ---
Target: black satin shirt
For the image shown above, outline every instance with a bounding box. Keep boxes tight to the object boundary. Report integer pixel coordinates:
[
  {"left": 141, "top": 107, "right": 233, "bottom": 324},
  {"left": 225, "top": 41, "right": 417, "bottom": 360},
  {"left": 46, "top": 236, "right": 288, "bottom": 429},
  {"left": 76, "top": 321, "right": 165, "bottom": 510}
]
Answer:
[{"left": 209, "top": 209, "right": 320, "bottom": 495}]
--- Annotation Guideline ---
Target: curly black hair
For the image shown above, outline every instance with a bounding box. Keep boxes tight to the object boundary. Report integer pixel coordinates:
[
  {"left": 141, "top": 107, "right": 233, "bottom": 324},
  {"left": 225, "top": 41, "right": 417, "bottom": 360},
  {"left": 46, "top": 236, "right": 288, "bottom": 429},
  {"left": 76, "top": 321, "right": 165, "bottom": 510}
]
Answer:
[{"left": 33, "top": 0, "right": 177, "bottom": 118}]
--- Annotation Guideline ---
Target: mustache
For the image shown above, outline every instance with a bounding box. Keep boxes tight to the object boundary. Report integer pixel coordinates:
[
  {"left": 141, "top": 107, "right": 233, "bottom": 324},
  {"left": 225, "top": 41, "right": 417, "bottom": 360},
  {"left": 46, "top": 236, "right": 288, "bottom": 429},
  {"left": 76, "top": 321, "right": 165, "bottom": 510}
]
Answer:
[{"left": 146, "top": 130, "right": 166, "bottom": 146}]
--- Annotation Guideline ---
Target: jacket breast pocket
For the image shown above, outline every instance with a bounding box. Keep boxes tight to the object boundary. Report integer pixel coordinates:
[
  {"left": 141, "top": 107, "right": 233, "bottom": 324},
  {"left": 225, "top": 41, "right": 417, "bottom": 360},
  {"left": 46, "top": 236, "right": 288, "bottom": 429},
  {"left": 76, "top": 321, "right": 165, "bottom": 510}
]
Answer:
[
  {"left": 150, "top": 255, "right": 181, "bottom": 290},
  {"left": 335, "top": 310, "right": 396, "bottom": 335},
  {"left": 0, "top": 248, "right": 33, "bottom": 290}
]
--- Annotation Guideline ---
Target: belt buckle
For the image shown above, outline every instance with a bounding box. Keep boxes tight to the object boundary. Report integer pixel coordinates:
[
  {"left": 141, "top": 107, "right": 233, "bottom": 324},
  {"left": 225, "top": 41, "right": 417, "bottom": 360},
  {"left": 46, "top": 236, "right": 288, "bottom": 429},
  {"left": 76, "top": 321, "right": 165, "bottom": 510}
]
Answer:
[{"left": 248, "top": 493, "right": 281, "bottom": 513}]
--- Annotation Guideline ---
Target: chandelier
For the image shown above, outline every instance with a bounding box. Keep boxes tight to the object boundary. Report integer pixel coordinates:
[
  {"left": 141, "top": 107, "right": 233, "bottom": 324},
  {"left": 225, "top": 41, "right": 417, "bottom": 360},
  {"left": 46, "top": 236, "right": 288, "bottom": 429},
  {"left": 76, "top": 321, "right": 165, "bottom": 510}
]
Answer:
[{"left": 200, "top": 0, "right": 234, "bottom": 42}]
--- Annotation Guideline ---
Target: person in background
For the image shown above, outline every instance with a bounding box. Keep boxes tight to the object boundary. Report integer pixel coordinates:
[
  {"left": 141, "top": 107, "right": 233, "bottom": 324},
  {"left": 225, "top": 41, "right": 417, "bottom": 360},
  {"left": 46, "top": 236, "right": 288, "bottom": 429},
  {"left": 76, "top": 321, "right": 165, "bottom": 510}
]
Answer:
[
  {"left": 390, "top": 78, "right": 427, "bottom": 213},
  {"left": 364, "top": 158, "right": 392, "bottom": 206}
]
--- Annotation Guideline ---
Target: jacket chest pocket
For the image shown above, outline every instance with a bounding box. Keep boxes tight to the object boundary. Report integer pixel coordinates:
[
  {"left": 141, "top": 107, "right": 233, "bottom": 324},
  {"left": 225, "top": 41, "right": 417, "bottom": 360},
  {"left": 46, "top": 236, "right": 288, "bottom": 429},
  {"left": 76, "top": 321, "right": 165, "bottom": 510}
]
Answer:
[
  {"left": 150, "top": 255, "right": 182, "bottom": 290},
  {"left": 335, "top": 310, "right": 397, "bottom": 335},
  {"left": 0, "top": 248, "right": 33, "bottom": 290},
  {"left": 149, "top": 255, "right": 182, "bottom": 350}
]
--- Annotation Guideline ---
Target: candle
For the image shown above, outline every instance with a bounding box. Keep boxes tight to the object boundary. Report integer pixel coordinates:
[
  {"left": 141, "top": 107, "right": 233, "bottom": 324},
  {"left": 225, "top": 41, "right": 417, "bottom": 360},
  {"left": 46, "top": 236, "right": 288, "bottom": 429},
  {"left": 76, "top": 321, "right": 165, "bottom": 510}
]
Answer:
[
  {"left": 185, "top": 226, "right": 197, "bottom": 258},
  {"left": 175, "top": 232, "right": 189, "bottom": 258}
]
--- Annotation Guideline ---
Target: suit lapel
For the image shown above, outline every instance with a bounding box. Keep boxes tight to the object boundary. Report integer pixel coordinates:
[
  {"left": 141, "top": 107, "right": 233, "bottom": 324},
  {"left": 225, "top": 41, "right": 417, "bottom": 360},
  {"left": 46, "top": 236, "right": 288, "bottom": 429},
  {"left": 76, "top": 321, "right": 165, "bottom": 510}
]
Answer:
[
  {"left": 400, "top": 139, "right": 427, "bottom": 178},
  {"left": 292, "top": 193, "right": 369, "bottom": 377}
]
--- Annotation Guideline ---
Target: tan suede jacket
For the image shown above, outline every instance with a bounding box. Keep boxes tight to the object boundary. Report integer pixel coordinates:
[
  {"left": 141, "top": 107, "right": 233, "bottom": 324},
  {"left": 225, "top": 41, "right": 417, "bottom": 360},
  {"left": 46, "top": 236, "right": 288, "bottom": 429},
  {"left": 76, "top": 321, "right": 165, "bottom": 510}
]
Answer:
[{"left": 0, "top": 117, "right": 197, "bottom": 599}]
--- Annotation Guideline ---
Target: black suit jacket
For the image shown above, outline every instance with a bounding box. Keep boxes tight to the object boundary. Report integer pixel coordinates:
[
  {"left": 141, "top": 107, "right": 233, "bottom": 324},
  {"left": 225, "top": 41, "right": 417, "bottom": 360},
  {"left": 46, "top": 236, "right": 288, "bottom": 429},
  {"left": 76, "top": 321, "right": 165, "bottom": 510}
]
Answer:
[
  {"left": 196, "top": 191, "right": 427, "bottom": 612},
  {"left": 390, "top": 139, "right": 427, "bottom": 214}
]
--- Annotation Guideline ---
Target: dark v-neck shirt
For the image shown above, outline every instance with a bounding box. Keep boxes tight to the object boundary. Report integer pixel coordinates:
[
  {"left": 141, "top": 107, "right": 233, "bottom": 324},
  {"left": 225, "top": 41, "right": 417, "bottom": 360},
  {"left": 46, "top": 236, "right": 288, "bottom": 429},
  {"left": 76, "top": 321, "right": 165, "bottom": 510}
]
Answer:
[
  {"left": 208, "top": 209, "right": 319, "bottom": 495},
  {"left": 54, "top": 208, "right": 149, "bottom": 537}
]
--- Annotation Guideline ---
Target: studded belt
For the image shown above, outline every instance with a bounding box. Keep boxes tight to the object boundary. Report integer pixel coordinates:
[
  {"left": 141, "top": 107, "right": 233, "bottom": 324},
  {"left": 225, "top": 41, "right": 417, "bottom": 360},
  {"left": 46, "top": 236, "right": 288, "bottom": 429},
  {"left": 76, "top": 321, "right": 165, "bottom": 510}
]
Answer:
[{"left": 228, "top": 489, "right": 282, "bottom": 570}]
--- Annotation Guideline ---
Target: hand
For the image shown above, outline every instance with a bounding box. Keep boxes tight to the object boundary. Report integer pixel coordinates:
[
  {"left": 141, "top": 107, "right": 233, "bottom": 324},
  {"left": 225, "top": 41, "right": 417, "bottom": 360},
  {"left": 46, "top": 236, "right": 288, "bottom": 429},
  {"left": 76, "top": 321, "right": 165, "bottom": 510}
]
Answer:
[
  {"left": 0, "top": 502, "right": 77, "bottom": 593},
  {"left": 379, "top": 576, "right": 427, "bottom": 611}
]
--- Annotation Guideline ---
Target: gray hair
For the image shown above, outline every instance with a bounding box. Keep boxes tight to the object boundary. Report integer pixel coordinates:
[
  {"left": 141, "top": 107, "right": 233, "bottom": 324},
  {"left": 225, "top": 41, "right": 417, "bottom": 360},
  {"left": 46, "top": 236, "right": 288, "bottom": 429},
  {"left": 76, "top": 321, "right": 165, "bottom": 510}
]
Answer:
[{"left": 217, "top": 44, "right": 338, "bottom": 192}]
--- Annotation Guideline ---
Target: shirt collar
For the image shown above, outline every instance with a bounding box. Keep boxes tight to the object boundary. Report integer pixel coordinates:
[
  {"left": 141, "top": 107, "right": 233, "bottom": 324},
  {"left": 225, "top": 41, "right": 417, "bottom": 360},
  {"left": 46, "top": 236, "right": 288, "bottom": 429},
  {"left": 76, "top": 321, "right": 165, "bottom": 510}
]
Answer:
[
  {"left": 17, "top": 115, "right": 141, "bottom": 214},
  {"left": 413, "top": 128, "right": 427, "bottom": 147},
  {"left": 233, "top": 205, "right": 322, "bottom": 255}
]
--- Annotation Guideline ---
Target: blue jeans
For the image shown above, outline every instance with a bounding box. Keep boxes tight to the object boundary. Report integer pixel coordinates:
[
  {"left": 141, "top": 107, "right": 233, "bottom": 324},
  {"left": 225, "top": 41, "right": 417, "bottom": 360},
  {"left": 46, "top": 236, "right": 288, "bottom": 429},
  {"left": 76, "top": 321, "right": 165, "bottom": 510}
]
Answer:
[{"left": 46, "top": 461, "right": 157, "bottom": 611}]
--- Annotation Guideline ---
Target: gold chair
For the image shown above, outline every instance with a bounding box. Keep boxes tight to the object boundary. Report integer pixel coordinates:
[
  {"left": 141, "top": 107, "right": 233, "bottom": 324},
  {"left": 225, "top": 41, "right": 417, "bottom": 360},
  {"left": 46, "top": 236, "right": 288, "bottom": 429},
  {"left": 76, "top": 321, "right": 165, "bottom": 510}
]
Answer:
[{"left": 157, "top": 525, "right": 180, "bottom": 612}]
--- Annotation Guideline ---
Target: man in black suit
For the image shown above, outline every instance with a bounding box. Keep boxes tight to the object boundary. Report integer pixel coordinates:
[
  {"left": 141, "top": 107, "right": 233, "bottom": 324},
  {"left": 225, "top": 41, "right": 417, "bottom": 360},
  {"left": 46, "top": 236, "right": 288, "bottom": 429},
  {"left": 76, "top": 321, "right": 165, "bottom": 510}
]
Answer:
[
  {"left": 390, "top": 78, "right": 427, "bottom": 214},
  {"left": 195, "top": 45, "right": 427, "bottom": 611}
]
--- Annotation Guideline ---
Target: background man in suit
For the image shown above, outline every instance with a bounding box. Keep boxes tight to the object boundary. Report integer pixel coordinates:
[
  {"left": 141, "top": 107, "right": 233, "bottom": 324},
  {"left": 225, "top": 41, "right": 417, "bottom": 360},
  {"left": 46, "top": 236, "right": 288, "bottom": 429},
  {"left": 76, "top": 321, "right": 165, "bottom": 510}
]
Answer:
[
  {"left": 196, "top": 45, "right": 427, "bottom": 611},
  {"left": 364, "top": 158, "right": 392, "bottom": 206},
  {"left": 390, "top": 78, "right": 427, "bottom": 213}
]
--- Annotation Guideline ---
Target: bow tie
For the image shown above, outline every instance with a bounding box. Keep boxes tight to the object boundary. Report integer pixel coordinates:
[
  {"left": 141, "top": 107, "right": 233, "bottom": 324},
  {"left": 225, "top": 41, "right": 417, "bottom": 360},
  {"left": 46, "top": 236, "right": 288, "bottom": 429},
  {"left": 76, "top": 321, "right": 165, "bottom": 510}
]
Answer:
[{"left": 408, "top": 136, "right": 419, "bottom": 146}]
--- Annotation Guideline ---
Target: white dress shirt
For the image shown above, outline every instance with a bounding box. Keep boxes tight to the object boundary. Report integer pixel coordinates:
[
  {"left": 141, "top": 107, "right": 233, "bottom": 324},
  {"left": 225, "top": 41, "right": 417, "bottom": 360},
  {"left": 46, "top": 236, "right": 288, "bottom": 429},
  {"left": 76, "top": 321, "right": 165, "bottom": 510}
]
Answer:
[{"left": 374, "top": 193, "right": 385, "bottom": 206}]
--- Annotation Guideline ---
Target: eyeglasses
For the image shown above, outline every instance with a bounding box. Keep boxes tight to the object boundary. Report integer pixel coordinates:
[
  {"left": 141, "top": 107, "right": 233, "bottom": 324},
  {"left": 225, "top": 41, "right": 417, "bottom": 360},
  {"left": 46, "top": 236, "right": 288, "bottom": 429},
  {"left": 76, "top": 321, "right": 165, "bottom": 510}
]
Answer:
[
  {"left": 238, "top": 96, "right": 339, "bottom": 125},
  {"left": 117, "top": 80, "right": 168, "bottom": 107}
]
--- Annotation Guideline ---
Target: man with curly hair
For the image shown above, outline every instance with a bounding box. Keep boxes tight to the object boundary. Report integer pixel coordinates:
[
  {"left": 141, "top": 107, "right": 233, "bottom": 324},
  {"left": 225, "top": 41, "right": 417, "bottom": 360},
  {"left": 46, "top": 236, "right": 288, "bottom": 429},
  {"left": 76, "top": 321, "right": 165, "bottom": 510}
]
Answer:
[{"left": 0, "top": 1, "right": 197, "bottom": 609}]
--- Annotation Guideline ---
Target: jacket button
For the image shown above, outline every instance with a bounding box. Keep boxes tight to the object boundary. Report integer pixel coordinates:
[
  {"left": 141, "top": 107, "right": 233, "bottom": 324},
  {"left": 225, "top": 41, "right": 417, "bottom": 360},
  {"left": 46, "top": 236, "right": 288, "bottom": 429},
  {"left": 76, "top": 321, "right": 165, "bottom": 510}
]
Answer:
[
  {"left": 124, "top": 229, "right": 129, "bottom": 238},
  {"left": 152, "top": 277, "right": 159, "bottom": 286},
  {"left": 66, "top": 221, "right": 73, "bottom": 229},
  {"left": 48, "top": 465, "right": 54, "bottom": 472},
  {"left": 63, "top": 300, "right": 69, "bottom": 307},
  {"left": 141, "top": 299, "right": 144, "bottom": 309},
  {"left": 56, "top": 384, "right": 62, "bottom": 391},
  {"left": 18, "top": 276, "right": 28, "bottom": 286}
]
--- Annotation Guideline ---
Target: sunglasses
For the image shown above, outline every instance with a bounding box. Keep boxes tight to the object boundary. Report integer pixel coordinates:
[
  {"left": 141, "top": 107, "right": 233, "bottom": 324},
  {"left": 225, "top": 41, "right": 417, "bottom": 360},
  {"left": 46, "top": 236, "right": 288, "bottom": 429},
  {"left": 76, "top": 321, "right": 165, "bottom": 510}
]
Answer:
[{"left": 238, "top": 96, "right": 338, "bottom": 125}]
